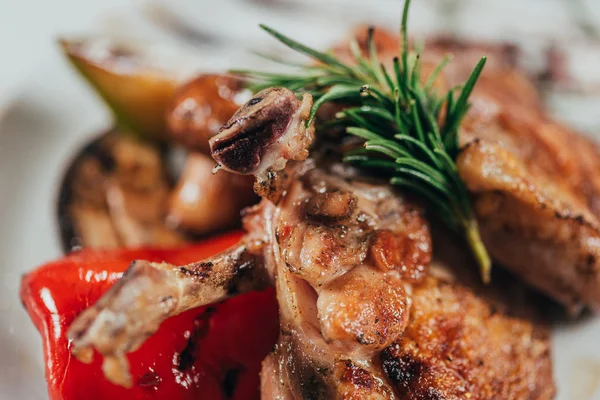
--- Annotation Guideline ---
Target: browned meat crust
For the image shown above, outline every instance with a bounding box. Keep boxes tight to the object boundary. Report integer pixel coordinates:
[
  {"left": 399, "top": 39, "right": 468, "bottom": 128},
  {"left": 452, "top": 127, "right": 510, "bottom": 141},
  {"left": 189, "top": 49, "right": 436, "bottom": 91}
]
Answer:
[
  {"left": 67, "top": 71, "right": 557, "bottom": 398},
  {"left": 457, "top": 89, "right": 600, "bottom": 312},
  {"left": 335, "top": 26, "right": 600, "bottom": 312},
  {"left": 259, "top": 164, "right": 554, "bottom": 400},
  {"left": 67, "top": 159, "right": 555, "bottom": 398},
  {"left": 426, "top": 31, "right": 600, "bottom": 312},
  {"left": 381, "top": 264, "right": 555, "bottom": 400}
]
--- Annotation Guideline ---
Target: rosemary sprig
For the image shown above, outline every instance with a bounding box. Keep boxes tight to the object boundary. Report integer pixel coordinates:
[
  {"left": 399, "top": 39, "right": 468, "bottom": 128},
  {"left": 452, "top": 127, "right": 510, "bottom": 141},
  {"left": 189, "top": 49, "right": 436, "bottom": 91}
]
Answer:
[{"left": 232, "top": 0, "right": 491, "bottom": 282}]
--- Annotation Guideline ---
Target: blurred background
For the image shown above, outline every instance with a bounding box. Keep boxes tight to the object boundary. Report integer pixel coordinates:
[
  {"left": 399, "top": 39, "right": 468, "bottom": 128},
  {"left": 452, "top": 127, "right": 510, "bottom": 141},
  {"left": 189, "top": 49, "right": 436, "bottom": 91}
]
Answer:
[
  {"left": 2, "top": 0, "right": 600, "bottom": 130},
  {"left": 2, "top": 1, "right": 600, "bottom": 399}
]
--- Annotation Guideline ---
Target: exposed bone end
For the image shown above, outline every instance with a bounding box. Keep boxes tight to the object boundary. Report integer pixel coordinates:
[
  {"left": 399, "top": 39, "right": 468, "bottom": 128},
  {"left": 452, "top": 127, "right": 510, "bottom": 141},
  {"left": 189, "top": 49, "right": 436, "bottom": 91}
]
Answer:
[
  {"left": 66, "top": 260, "right": 181, "bottom": 387},
  {"left": 209, "top": 87, "right": 314, "bottom": 203},
  {"left": 66, "top": 239, "right": 270, "bottom": 387},
  {"left": 67, "top": 260, "right": 178, "bottom": 354},
  {"left": 70, "top": 324, "right": 135, "bottom": 388},
  {"left": 209, "top": 87, "right": 301, "bottom": 174}
]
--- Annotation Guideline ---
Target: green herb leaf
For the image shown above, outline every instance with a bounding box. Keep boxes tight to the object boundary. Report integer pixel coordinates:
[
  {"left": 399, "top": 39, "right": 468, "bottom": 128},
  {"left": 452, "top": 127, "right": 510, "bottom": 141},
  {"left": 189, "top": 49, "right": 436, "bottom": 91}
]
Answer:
[{"left": 232, "top": 0, "right": 491, "bottom": 282}]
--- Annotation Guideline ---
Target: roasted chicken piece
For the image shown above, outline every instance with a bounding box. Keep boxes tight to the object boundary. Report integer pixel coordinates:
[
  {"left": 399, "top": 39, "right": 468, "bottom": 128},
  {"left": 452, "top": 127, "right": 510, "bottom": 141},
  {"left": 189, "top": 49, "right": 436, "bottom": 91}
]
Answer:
[
  {"left": 455, "top": 57, "right": 600, "bottom": 313},
  {"left": 264, "top": 230, "right": 554, "bottom": 399},
  {"left": 381, "top": 258, "right": 554, "bottom": 400},
  {"left": 334, "top": 27, "right": 600, "bottom": 312},
  {"left": 68, "top": 88, "right": 554, "bottom": 398},
  {"left": 68, "top": 160, "right": 554, "bottom": 398},
  {"left": 67, "top": 87, "right": 316, "bottom": 387}
]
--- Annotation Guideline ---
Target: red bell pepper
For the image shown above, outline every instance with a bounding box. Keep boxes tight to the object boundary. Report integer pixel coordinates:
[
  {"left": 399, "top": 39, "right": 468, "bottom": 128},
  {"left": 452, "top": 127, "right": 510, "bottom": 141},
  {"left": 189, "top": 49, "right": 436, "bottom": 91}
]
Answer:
[{"left": 20, "top": 232, "right": 279, "bottom": 400}]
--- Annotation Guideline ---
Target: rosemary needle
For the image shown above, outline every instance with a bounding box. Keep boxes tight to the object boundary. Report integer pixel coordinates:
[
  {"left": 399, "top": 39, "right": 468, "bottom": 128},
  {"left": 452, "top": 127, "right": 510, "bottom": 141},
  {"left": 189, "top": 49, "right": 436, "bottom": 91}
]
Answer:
[{"left": 233, "top": 0, "right": 491, "bottom": 282}]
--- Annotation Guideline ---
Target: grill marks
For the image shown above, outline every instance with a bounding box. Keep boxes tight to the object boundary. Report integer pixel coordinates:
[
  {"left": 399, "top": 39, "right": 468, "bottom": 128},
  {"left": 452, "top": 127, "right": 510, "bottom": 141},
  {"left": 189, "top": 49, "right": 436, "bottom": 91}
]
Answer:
[
  {"left": 178, "top": 262, "right": 213, "bottom": 279},
  {"left": 381, "top": 351, "right": 430, "bottom": 399},
  {"left": 380, "top": 272, "right": 555, "bottom": 400}
]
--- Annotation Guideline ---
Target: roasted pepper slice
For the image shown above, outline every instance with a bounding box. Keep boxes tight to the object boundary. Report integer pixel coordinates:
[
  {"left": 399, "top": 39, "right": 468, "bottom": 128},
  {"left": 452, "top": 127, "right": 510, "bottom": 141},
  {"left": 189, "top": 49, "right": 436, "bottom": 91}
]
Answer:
[{"left": 21, "top": 232, "right": 278, "bottom": 400}]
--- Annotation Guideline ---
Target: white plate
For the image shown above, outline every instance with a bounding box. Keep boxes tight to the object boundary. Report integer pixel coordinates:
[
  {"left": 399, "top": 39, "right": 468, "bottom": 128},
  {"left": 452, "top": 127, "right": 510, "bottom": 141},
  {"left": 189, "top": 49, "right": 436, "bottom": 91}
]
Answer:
[{"left": 2, "top": 1, "right": 600, "bottom": 399}]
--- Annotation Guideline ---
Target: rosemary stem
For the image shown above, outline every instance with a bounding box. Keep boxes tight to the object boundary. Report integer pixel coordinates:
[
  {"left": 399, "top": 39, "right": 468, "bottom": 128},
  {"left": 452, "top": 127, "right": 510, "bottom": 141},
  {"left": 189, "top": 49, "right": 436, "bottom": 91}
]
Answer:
[
  {"left": 239, "top": 0, "right": 491, "bottom": 282},
  {"left": 463, "top": 216, "right": 491, "bottom": 283}
]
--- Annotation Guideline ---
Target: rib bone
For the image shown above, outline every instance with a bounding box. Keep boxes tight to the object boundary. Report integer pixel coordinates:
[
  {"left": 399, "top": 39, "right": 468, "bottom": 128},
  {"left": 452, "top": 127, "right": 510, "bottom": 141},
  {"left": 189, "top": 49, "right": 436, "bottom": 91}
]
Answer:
[{"left": 67, "top": 240, "right": 268, "bottom": 387}]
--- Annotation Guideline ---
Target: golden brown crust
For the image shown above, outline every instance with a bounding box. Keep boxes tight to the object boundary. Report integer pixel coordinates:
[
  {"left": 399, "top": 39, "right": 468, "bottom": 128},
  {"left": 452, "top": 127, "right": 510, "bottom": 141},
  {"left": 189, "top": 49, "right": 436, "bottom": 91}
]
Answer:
[
  {"left": 334, "top": 360, "right": 396, "bottom": 399},
  {"left": 457, "top": 91, "right": 600, "bottom": 311},
  {"left": 318, "top": 265, "right": 410, "bottom": 349},
  {"left": 381, "top": 271, "right": 555, "bottom": 400},
  {"left": 334, "top": 25, "right": 600, "bottom": 311}
]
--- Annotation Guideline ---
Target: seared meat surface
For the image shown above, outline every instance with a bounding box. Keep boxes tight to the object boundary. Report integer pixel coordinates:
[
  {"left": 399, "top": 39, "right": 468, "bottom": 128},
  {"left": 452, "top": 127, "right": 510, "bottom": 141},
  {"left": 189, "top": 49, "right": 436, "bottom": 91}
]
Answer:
[
  {"left": 382, "top": 265, "right": 554, "bottom": 400},
  {"left": 456, "top": 69, "right": 600, "bottom": 313},
  {"left": 259, "top": 164, "right": 554, "bottom": 400},
  {"left": 258, "top": 162, "right": 426, "bottom": 399},
  {"left": 67, "top": 83, "right": 555, "bottom": 398},
  {"left": 336, "top": 27, "right": 600, "bottom": 312},
  {"left": 67, "top": 160, "right": 555, "bottom": 398}
]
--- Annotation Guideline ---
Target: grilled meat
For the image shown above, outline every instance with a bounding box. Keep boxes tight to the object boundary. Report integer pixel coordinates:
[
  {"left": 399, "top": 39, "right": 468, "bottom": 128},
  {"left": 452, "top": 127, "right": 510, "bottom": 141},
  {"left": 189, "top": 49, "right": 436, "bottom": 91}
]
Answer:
[
  {"left": 68, "top": 88, "right": 555, "bottom": 397},
  {"left": 381, "top": 261, "right": 554, "bottom": 400},
  {"left": 68, "top": 87, "right": 318, "bottom": 387},
  {"left": 67, "top": 238, "right": 268, "bottom": 387},
  {"left": 258, "top": 164, "right": 553, "bottom": 400},
  {"left": 68, "top": 161, "right": 554, "bottom": 398},
  {"left": 456, "top": 63, "right": 600, "bottom": 313},
  {"left": 334, "top": 27, "right": 600, "bottom": 312}
]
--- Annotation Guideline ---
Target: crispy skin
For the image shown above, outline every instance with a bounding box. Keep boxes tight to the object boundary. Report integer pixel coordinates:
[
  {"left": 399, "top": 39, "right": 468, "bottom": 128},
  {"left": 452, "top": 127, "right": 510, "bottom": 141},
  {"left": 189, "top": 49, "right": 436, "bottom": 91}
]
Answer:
[
  {"left": 458, "top": 92, "right": 600, "bottom": 312},
  {"left": 335, "top": 26, "right": 600, "bottom": 312},
  {"left": 379, "top": 232, "right": 555, "bottom": 400},
  {"left": 422, "top": 31, "right": 600, "bottom": 312},
  {"left": 381, "top": 270, "right": 555, "bottom": 400},
  {"left": 259, "top": 163, "right": 429, "bottom": 400},
  {"left": 69, "top": 64, "right": 557, "bottom": 397},
  {"left": 259, "top": 164, "right": 554, "bottom": 400}
]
